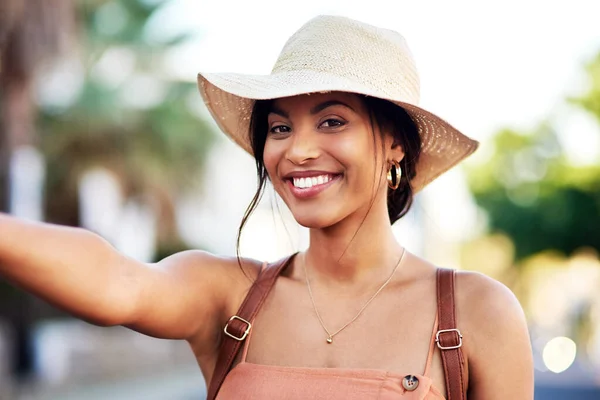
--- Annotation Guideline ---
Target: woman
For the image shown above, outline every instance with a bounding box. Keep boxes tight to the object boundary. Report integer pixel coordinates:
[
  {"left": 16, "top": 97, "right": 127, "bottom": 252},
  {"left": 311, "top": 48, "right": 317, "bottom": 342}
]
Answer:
[{"left": 0, "top": 15, "right": 533, "bottom": 399}]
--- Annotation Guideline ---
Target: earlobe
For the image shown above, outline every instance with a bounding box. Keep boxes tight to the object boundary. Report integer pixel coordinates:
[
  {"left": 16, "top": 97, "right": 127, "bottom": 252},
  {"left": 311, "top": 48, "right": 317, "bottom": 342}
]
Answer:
[
  {"left": 390, "top": 142, "right": 405, "bottom": 162},
  {"left": 387, "top": 133, "right": 404, "bottom": 154}
]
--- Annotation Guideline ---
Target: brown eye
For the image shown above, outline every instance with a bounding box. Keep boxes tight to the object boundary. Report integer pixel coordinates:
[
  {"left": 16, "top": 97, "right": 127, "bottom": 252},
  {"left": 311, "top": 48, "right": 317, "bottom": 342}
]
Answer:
[
  {"left": 270, "top": 125, "right": 291, "bottom": 134},
  {"left": 319, "top": 119, "right": 345, "bottom": 128}
]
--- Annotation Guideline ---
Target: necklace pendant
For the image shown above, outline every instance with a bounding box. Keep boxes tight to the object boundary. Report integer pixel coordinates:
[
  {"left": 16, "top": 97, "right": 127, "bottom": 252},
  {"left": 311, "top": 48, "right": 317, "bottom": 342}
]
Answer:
[{"left": 326, "top": 336, "right": 333, "bottom": 344}]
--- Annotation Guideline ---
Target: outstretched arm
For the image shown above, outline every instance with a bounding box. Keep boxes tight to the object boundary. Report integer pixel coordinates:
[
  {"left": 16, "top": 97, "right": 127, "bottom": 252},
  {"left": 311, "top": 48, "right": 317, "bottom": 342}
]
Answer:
[{"left": 0, "top": 213, "right": 257, "bottom": 347}]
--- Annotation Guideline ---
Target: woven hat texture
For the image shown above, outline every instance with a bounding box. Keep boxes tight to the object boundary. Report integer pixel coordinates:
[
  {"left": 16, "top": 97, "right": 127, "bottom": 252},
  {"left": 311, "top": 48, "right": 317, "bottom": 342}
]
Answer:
[{"left": 197, "top": 15, "right": 479, "bottom": 192}]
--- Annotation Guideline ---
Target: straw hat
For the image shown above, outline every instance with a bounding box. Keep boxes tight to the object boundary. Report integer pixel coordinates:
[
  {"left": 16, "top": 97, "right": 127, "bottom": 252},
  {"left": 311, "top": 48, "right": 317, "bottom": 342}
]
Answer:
[{"left": 197, "top": 15, "right": 478, "bottom": 192}]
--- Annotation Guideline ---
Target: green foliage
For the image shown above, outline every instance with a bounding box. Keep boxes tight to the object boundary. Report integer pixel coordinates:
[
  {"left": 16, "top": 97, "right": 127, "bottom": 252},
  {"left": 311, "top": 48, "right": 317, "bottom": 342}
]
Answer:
[
  {"left": 468, "top": 51, "right": 600, "bottom": 261},
  {"left": 474, "top": 181, "right": 600, "bottom": 260},
  {"left": 37, "top": 0, "right": 215, "bottom": 235},
  {"left": 571, "top": 52, "right": 600, "bottom": 123}
]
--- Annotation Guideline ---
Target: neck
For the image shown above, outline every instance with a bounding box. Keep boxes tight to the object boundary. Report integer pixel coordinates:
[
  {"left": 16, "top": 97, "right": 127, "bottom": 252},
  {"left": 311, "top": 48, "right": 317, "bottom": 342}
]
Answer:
[{"left": 304, "top": 200, "right": 404, "bottom": 285}]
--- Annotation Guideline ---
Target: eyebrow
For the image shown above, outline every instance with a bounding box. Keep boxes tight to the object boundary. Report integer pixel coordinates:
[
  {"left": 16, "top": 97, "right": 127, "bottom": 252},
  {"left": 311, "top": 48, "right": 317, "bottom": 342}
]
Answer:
[
  {"left": 310, "top": 100, "right": 355, "bottom": 115},
  {"left": 269, "top": 105, "right": 289, "bottom": 119},
  {"left": 268, "top": 100, "right": 355, "bottom": 119}
]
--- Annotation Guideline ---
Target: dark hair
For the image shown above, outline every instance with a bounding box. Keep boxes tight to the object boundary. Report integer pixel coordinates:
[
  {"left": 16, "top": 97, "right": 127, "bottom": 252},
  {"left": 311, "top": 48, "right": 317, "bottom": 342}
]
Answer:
[{"left": 235, "top": 95, "right": 422, "bottom": 260}]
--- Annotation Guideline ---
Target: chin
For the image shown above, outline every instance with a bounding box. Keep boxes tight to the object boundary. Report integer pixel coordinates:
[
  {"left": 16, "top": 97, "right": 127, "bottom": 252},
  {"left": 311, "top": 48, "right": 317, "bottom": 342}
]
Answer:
[{"left": 291, "top": 211, "right": 343, "bottom": 230}]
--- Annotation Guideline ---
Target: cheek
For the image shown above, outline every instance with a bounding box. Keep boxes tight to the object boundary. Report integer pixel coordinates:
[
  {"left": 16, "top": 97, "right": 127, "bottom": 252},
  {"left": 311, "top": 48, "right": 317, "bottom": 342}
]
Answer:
[
  {"left": 262, "top": 140, "right": 282, "bottom": 179},
  {"left": 334, "top": 131, "right": 379, "bottom": 175},
  {"left": 334, "top": 136, "right": 388, "bottom": 198}
]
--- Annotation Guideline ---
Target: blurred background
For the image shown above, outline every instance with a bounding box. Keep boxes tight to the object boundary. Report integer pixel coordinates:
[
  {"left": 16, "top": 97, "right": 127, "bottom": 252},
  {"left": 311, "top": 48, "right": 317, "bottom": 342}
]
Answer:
[{"left": 0, "top": 0, "right": 599, "bottom": 399}]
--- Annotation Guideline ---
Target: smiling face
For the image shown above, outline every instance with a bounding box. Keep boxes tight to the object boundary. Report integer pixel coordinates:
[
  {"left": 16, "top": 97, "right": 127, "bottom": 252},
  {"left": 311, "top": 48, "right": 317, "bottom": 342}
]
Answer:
[{"left": 262, "top": 92, "right": 404, "bottom": 229}]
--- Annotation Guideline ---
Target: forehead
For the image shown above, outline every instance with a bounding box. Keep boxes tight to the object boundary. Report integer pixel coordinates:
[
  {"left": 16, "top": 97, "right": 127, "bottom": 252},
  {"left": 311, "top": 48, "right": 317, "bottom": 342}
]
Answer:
[{"left": 270, "top": 91, "right": 366, "bottom": 114}]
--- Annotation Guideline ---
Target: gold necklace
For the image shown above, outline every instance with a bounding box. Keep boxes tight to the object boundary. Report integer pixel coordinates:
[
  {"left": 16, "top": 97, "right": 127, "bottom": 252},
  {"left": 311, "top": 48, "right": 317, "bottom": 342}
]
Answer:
[{"left": 303, "top": 249, "right": 406, "bottom": 344}]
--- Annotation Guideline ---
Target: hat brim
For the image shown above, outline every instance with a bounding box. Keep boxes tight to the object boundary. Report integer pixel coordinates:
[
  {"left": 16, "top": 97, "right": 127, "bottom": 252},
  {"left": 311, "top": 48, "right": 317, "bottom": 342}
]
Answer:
[{"left": 197, "top": 70, "right": 479, "bottom": 193}]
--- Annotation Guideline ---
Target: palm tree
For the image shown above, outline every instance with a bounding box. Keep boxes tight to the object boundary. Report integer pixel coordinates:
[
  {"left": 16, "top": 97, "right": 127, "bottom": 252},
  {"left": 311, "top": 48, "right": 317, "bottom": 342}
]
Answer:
[
  {"left": 0, "top": 0, "right": 76, "bottom": 379},
  {"left": 0, "top": 0, "right": 216, "bottom": 379},
  {"left": 39, "top": 0, "right": 215, "bottom": 255},
  {"left": 0, "top": 0, "right": 75, "bottom": 211}
]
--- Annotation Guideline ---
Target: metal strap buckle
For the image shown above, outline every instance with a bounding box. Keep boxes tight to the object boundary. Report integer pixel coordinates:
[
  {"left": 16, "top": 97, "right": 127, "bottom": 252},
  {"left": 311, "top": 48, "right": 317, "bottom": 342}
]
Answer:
[
  {"left": 435, "top": 328, "right": 463, "bottom": 350},
  {"left": 223, "top": 315, "right": 252, "bottom": 341}
]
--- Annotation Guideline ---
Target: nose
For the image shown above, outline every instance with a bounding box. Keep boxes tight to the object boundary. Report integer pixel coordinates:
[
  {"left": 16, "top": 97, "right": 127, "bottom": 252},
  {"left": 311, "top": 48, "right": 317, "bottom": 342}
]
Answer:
[{"left": 285, "top": 125, "right": 320, "bottom": 165}]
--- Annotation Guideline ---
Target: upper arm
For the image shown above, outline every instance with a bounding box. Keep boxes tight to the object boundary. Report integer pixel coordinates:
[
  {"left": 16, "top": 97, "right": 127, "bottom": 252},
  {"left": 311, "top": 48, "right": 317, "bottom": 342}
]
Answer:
[
  {"left": 118, "top": 250, "right": 260, "bottom": 349},
  {"left": 456, "top": 271, "right": 534, "bottom": 399}
]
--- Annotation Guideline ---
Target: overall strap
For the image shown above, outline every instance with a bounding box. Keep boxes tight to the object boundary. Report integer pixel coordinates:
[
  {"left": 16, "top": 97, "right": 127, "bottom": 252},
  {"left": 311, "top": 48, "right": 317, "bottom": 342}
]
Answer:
[
  {"left": 436, "top": 268, "right": 466, "bottom": 400},
  {"left": 206, "top": 255, "right": 294, "bottom": 400}
]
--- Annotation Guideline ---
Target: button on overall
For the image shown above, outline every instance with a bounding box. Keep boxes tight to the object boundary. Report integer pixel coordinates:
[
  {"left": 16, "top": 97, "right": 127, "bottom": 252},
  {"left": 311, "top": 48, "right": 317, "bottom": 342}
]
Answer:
[{"left": 402, "top": 375, "right": 420, "bottom": 391}]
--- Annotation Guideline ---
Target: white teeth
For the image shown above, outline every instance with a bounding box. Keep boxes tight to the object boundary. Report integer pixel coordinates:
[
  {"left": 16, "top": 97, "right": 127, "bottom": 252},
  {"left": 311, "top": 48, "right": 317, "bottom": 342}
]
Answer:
[{"left": 293, "top": 174, "right": 334, "bottom": 189}]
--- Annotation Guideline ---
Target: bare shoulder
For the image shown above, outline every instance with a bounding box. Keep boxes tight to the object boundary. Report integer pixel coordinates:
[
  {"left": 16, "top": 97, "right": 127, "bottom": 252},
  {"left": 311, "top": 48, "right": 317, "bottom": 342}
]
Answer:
[
  {"left": 454, "top": 270, "right": 534, "bottom": 397},
  {"left": 454, "top": 270, "right": 527, "bottom": 335}
]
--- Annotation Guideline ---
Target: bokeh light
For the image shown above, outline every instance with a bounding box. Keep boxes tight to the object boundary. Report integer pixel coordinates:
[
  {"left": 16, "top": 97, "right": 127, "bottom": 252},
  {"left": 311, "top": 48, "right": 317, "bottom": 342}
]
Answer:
[{"left": 543, "top": 336, "right": 577, "bottom": 373}]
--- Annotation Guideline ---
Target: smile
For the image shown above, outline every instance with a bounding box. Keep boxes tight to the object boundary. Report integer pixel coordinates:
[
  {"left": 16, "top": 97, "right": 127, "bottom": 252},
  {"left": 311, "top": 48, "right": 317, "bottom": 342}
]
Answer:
[
  {"left": 285, "top": 173, "right": 341, "bottom": 199},
  {"left": 292, "top": 174, "right": 334, "bottom": 189}
]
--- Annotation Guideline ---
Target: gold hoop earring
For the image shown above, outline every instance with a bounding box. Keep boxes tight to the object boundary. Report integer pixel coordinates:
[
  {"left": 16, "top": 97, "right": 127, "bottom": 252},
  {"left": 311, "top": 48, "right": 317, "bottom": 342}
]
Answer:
[{"left": 387, "top": 160, "right": 402, "bottom": 190}]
